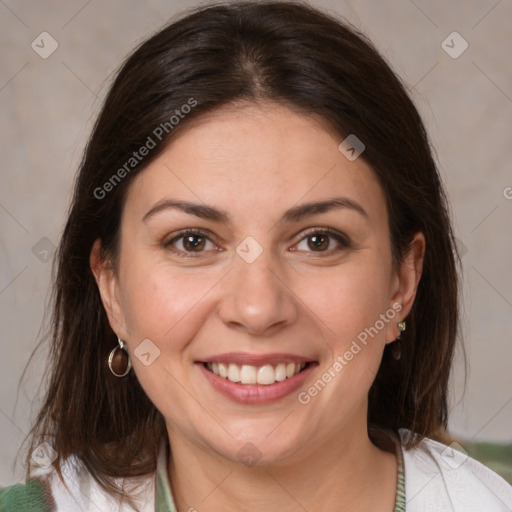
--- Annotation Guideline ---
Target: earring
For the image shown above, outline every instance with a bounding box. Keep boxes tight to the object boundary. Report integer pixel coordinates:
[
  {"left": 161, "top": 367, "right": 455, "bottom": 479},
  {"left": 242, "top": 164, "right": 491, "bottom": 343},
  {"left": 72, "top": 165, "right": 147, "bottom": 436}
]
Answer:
[
  {"left": 108, "top": 337, "right": 132, "bottom": 377},
  {"left": 392, "top": 321, "right": 406, "bottom": 360}
]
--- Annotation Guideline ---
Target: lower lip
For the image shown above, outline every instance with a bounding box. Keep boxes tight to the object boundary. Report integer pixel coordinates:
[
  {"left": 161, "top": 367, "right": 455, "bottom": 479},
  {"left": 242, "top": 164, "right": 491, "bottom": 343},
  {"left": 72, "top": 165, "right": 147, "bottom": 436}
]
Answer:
[{"left": 197, "top": 363, "right": 316, "bottom": 404}]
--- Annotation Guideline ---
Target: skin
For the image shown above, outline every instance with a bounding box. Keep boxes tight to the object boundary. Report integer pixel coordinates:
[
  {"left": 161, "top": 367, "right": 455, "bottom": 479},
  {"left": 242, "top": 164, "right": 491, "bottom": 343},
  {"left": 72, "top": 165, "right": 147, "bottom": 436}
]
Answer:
[{"left": 91, "top": 102, "right": 425, "bottom": 512}]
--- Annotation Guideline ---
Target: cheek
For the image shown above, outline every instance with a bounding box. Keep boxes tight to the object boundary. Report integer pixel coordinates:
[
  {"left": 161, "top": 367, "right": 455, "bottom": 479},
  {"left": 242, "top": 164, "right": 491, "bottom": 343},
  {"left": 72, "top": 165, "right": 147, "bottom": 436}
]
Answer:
[
  {"left": 117, "top": 262, "right": 216, "bottom": 415},
  {"left": 120, "top": 262, "right": 212, "bottom": 343},
  {"left": 295, "top": 255, "right": 392, "bottom": 343}
]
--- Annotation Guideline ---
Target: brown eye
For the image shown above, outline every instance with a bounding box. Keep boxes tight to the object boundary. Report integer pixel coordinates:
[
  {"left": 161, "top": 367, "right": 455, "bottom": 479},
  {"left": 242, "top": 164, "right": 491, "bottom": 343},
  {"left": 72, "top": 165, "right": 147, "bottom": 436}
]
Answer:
[
  {"left": 164, "top": 229, "right": 217, "bottom": 257},
  {"left": 307, "top": 233, "right": 330, "bottom": 251},
  {"left": 182, "top": 234, "right": 206, "bottom": 251},
  {"left": 294, "top": 228, "right": 351, "bottom": 255}
]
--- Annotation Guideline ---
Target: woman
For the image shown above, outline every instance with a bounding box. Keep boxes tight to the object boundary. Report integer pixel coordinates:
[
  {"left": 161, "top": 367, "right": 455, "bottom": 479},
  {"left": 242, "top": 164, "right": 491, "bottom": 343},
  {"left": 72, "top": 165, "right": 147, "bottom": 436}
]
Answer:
[{"left": 1, "top": 1, "right": 511, "bottom": 511}]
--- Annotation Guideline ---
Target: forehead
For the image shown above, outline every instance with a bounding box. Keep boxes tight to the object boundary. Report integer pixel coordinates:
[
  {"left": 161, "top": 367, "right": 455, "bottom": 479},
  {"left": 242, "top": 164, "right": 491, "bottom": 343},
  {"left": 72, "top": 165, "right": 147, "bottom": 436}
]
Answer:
[{"left": 123, "top": 102, "right": 387, "bottom": 227}]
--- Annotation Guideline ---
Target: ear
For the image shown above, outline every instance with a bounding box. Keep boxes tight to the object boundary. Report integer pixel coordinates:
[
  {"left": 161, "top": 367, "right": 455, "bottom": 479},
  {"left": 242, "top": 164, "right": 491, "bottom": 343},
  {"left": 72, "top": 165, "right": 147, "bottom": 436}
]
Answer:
[
  {"left": 89, "top": 239, "right": 130, "bottom": 341},
  {"left": 385, "top": 232, "right": 425, "bottom": 343}
]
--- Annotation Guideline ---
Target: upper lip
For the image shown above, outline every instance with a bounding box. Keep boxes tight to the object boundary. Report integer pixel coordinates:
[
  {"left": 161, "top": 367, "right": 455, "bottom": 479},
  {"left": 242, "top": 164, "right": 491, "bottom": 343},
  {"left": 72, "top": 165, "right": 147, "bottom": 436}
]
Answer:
[{"left": 197, "top": 352, "right": 315, "bottom": 366}]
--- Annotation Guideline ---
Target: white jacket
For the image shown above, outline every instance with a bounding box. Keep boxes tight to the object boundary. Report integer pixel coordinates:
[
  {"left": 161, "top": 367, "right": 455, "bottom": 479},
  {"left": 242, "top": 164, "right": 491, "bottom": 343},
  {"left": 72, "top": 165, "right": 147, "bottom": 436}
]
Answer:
[{"left": 399, "top": 430, "right": 512, "bottom": 511}]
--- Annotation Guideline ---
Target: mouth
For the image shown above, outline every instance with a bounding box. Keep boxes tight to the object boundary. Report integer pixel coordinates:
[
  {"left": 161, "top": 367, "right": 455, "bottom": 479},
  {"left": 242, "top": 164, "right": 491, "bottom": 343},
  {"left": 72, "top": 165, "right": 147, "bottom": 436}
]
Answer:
[
  {"left": 202, "top": 361, "right": 310, "bottom": 385},
  {"left": 196, "top": 354, "right": 317, "bottom": 404}
]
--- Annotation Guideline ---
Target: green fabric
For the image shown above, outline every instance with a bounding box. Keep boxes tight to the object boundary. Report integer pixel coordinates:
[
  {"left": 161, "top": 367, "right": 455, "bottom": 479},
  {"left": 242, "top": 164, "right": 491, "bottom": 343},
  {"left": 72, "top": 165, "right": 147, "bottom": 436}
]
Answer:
[
  {"left": 394, "top": 435, "right": 407, "bottom": 512},
  {"left": 0, "top": 478, "right": 54, "bottom": 512},
  {"left": 155, "top": 444, "right": 177, "bottom": 512}
]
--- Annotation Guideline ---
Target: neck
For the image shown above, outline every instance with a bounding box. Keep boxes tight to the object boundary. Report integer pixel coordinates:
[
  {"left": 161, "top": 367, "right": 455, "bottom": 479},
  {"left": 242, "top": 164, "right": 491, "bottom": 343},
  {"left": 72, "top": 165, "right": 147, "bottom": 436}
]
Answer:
[{"left": 166, "top": 426, "right": 398, "bottom": 512}]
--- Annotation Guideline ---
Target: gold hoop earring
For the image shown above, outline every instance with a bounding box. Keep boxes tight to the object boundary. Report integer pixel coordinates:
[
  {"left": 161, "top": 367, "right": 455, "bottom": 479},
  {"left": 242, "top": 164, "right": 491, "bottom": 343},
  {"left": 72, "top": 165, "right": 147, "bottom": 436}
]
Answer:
[{"left": 108, "top": 337, "right": 132, "bottom": 377}]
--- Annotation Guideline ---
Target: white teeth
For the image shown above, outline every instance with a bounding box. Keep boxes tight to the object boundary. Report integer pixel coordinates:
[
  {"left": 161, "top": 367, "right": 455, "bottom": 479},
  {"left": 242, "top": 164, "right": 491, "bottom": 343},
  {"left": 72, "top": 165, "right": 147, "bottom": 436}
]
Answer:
[
  {"left": 205, "top": 361, "right": 308, "bottom": 385},
  {"left": 240, "top": 365, "right": 257, "bottom": 384},
  {"left": 227, "top": 363, "right": 241, "bottom": 382},
  {"left": 257, "top": 364, "right": 275, "bottom": 385},
  {"left": 275, "top": 363, "right": 287, "bottom": 381},
  {"left": 218, "top": 363, "right": 228, "bottom": 378}
]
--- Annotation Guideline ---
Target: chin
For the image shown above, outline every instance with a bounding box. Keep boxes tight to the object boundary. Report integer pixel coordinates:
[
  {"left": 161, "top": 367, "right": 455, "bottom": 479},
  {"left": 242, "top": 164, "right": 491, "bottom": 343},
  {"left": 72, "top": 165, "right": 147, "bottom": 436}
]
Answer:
[{"left": 207, "top": 431, "right": 306, "bottom": 468}]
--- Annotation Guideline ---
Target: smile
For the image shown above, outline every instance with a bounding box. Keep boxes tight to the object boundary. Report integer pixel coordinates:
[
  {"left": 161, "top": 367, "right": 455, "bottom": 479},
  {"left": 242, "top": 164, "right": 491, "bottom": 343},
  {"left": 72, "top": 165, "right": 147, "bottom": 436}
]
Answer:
[
  {"left": 196, "top": 353, "right": 317, "bottom": 404},
  {"left": 204, "top": 361, "right": 308, "bottom": 385}
]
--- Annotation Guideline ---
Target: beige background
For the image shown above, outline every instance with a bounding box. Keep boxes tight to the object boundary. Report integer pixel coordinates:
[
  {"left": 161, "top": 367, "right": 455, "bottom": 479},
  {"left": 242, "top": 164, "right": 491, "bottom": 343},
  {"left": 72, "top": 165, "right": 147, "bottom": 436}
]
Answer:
[{"left": 1, "top": 0, "right": 511, "bottom": 485}]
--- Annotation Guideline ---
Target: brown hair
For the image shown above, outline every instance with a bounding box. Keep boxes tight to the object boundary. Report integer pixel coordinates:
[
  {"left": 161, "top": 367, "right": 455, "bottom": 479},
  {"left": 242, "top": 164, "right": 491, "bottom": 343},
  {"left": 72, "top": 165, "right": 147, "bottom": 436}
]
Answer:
[{"left": 19, "top": 0, "right": 461, "bottom": 508}]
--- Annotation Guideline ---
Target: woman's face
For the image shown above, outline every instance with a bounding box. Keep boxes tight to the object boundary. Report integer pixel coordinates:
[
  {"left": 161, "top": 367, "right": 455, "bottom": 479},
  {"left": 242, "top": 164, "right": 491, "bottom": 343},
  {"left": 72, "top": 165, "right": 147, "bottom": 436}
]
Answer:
[{"left": 92, "top": 102, "right": 423, "bottom": 465}]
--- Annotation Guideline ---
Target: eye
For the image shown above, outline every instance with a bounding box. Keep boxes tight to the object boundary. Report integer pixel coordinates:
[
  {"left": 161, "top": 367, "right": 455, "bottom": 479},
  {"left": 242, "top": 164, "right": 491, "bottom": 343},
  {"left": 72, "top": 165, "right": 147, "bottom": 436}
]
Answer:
[
  {"left": 163, "top": 227, "right": 351, "bottom": 258},
  {"left": 163, "top": 229, "right": 218, "bottom": 257},
  {"left": 292, "top": 228, "right": 351, "bottom": 255}
]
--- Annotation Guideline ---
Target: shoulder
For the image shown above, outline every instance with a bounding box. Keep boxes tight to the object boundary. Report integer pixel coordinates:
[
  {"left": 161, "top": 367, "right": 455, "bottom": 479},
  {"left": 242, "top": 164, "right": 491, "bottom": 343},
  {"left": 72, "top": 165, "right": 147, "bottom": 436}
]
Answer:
[
  {"left": 0, "top": 455, "right": 155, "bottom": 512},
  {"left": 399, "top": 429, "right": 512, "bottom": 512}
]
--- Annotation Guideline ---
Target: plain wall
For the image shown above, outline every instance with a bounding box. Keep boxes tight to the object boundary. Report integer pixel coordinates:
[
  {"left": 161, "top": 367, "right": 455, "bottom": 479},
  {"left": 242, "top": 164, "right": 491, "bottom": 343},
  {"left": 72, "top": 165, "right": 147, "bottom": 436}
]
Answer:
[{"left": 1, "top": 0, "right": 511, "bottom": 485}]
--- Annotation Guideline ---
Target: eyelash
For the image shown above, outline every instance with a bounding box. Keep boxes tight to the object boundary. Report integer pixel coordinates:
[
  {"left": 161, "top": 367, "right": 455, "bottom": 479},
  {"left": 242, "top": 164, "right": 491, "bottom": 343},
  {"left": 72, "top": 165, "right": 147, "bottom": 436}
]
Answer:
[{"left": 162, "top": 227, "right": 352, "bottom": 258}]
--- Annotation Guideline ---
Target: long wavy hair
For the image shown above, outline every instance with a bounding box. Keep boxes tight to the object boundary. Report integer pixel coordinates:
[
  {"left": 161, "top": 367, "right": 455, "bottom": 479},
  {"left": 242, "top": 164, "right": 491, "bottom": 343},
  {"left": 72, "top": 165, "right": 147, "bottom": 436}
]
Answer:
[{"left": 19, "top": 1, "right": 461, "bottom": 509}]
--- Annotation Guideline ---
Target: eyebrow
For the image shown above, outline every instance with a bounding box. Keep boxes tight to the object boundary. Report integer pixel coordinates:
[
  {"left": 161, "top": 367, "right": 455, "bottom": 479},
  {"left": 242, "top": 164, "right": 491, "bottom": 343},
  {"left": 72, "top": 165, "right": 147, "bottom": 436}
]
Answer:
[{"left": 142, "top": 197, "right": 368, "bottom": 224}]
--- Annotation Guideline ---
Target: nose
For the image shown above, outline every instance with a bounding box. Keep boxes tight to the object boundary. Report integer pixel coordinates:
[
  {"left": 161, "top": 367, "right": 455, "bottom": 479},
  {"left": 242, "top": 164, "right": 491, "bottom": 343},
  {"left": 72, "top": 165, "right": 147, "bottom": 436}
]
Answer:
[{"left": 217, "top": 249, "right": 299, "bottom": 336}]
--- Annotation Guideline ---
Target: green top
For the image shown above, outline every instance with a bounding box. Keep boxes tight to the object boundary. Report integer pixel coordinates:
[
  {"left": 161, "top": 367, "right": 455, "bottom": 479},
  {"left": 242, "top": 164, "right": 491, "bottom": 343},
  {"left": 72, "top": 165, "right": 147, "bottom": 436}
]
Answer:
[
  {"left": 394, "top": 435, "right": 407, "bottom": 512},
  {"left": 0, "top": 440, "right": 406, "bottom": 511},
  {"left": 0, "top": 478, "right": 54, "bottom": 512}
]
